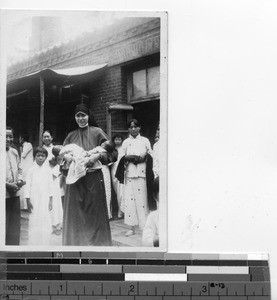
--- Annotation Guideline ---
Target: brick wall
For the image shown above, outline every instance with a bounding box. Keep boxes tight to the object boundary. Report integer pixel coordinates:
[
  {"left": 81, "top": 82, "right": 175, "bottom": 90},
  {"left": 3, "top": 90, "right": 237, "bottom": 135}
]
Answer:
[
  {"left": 87, "top": 52, "right": 159, "bottom": 134},
  {"left": 89, "top": 66, "right": 127, "bottom": 132}
]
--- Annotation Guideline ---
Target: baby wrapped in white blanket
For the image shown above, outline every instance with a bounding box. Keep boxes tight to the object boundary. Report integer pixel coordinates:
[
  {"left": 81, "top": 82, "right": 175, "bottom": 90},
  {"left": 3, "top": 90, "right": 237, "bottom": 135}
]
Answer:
[{"left": 56, "top": 141, "right": 114, "bottom": 184}]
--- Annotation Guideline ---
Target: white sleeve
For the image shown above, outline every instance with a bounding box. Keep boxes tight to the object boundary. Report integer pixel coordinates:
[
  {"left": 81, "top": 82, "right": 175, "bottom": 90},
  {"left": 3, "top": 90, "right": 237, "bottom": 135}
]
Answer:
[
  {"left": 153, "top": 142, "right": 159, "bottom": 178},
  {"left": 17, "top": 154, "right": 23, "bottom": 181},
  {"left": 24, "top": 167, "right": 32, "bottom": 198},
  {"left": 121, "top": 139, "right": 128, "bottom": 155},
  {"left": 145, "top": 138, "right": 153, "bottom": 156},
  {"left": 21, "top": 143, "right": 32, "bottom": 159},
  {"left": 52, "top": 165, "right": 60, "bottom": 178},
  {"left": 48, "top": 169, "right": 54, "bottom": 197}
]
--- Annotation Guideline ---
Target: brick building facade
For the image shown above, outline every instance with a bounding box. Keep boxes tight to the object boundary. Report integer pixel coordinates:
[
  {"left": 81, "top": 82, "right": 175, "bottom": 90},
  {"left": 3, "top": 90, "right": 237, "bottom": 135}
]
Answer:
[{"left": 7, "top": 17, "right": 162, "bottom": 145}]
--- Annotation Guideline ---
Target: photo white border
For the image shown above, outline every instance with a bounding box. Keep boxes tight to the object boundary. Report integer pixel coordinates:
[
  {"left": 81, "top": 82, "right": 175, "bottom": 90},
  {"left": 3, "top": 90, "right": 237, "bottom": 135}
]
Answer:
[{"left": 0, "top": 9, "right": 168, "bottom": 252}]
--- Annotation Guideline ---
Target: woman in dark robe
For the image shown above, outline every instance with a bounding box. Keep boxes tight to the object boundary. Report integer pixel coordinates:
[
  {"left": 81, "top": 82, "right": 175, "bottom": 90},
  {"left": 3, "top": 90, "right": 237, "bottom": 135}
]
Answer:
[{"left": 62, "top": 103, "right": 116, "bottom": 246}]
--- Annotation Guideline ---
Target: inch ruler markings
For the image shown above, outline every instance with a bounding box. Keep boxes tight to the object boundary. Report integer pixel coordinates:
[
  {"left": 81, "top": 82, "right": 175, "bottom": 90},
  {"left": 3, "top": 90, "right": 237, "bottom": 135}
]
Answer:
[{"left": 0, "top": 252, "right": 271, "bottom": 299}]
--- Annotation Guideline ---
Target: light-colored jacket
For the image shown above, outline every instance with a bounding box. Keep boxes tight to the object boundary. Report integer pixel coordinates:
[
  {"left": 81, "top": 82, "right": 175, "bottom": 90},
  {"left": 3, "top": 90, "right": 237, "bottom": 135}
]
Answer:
[{"left": 6, "top": 147, "right": 22, "bottom": 198}]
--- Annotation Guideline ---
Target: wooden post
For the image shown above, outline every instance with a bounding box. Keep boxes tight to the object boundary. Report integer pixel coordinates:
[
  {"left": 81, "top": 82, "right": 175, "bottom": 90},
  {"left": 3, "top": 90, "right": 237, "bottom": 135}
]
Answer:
[
  {"left": 39, "top": 75, "right": 45, "bottom": 146},
  {"left": 106, "top": 106, "right": 111, "bottom": 139}
]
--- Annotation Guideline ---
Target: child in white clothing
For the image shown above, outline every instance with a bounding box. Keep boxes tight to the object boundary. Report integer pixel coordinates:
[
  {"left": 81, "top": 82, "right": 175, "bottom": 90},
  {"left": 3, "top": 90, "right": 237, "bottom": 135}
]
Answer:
[
  {"left": 142, "top": 177, "right": 159, "bottom": 247},
  {"left": 25, "top": 146, "right": 53, "bottom": 246}
]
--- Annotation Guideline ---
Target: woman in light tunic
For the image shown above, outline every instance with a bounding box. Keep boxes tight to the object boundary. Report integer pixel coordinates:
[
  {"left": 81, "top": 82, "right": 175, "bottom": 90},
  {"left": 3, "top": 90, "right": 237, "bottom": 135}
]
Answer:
[{"left": 122, "top": 119, "right": 152, "bottom": 237}]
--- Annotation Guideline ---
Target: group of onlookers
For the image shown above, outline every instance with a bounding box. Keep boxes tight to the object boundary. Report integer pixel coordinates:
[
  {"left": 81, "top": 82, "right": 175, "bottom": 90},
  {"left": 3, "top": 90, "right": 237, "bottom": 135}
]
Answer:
[
  {"left": 5, "top": 103, "right": 160, "bottom": 247},
  {"left": 6, "top": 129, "right": 65, "bottom": 246}
]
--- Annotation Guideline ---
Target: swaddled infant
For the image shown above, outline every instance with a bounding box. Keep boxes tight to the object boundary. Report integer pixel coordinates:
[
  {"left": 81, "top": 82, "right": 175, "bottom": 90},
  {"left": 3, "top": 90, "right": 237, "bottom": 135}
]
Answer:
[{"left": 52, "top": 140, "right": 115, "bottom": 184}]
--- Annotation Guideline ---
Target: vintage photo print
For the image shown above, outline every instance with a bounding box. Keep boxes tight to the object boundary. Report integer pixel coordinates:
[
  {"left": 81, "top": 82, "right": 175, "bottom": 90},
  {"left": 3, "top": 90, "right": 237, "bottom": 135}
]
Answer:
[{"left": 0, "top": 10, "right": 167, "bottom": 251}]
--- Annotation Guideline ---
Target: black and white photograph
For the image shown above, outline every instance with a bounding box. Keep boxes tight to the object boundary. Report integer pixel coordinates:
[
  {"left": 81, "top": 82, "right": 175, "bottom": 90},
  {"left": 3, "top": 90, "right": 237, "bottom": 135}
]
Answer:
[
  {"left": 3, "top": 0, "right": 277, "bottom": 297},
  {"left": 1, "top": 10, "right": 167, "bottom": 250}
]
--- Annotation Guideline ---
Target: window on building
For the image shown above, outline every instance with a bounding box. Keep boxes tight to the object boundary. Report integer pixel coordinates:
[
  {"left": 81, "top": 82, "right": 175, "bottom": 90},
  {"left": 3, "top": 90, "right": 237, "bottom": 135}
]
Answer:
[
  {"left": 133, "top": 69, "right": 147, "bottom": 98},
  {"left": 128, "top": 66, "right": 160, "bottom": 103},
  {"left": 60, "top": 83, "right": 89, "bottom": 104}
]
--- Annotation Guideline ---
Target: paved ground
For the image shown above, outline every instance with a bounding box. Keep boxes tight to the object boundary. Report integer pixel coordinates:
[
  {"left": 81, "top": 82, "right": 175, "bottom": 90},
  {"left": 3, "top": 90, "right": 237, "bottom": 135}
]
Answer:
[{"left": 20, "top": 211, "right": 143, "bottom": 247}]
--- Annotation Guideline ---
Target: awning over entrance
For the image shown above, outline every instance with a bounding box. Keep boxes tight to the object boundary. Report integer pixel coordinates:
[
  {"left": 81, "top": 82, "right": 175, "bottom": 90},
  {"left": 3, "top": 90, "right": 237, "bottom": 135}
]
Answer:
[
  {"left": 7, "top": 64, "right": 108, "bottom": 93},
  {"left": 47, "top": 64, "right": 108, "bottom": 76},
  {"left": 7, "top": 64, "right": 108, "bottom": 145}
]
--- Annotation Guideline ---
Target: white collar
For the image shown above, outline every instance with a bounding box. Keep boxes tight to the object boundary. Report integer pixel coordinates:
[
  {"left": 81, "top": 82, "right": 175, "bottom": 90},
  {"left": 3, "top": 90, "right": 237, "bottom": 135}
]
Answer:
[
  {"left": 44, "top": 143, "right": 53, "bottom": 148},
  {"left": 79, "top": 124, "right": 89, "bottom": 129},
  {"left": 129, "top": 133, "right": 141, "bottom": 139}
]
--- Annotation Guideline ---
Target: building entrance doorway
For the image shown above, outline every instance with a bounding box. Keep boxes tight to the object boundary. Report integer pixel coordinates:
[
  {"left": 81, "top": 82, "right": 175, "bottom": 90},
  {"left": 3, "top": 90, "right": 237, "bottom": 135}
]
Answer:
[{"left": 132, "top": 99, "right": 160, "bottom": 145}]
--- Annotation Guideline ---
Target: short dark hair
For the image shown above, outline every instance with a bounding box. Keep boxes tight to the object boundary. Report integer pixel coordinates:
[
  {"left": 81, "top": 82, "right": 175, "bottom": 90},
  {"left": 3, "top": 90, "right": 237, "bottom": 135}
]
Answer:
[
  {"left": 112, "top": 134, "right": 124, "bottom": 143},
  {"left": 6, "top": 126, "right": 14, "bottom": 134},
  {"left": 33, "top": 146, "right": 48, "bottom": 158},
  {"left": 42, "top": 130, "right": 53, "bottom": 137},
  {"left": 127, "top": 119, "right": 140, "bottom": 128},
  {"left": 101, "top": 140, "right": 115, "bottom": 153},
  {"left": 52, "top": 145, "right": 63, "bottom": 157}
]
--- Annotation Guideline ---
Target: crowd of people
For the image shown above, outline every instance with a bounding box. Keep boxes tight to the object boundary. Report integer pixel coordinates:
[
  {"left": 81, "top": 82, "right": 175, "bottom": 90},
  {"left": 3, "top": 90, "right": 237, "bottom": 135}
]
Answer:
[{"left": 5, "top": 103, "right": 160, "bottom": 247}]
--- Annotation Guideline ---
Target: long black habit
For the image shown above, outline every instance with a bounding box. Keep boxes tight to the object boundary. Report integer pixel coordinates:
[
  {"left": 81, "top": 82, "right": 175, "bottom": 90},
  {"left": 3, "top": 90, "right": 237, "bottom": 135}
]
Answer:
[{"left": 62, "top": 126, "right": 112, "bottom": 246}]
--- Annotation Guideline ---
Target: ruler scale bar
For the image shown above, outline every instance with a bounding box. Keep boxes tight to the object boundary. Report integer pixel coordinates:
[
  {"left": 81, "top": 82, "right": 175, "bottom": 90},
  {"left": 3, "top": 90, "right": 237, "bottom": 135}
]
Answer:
[
  {"left": 0, "top": 259, "right": 270, "bottom": 266},
  {"left": 2, "top": 265, "right": 263, "bottom": 274},
  {"left": 0, "top": 270, "right": 270, "bottom": 282},
  {"left": 0, "top": 281, "right": 271, "bottom": 295},
  {"left": 0, "top": 252, "right": 271, "bottom": 298}
]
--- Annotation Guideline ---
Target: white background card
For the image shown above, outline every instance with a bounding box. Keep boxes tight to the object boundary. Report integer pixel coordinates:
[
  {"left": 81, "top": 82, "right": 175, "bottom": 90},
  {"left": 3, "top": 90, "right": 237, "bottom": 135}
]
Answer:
[{"left": 1, "top": 0, "right": 276, "bottom": 297}]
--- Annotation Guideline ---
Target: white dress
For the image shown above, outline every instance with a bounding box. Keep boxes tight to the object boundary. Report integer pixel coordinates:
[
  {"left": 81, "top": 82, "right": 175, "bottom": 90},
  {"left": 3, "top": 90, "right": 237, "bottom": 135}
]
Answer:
[
  {"left": 152, "top": 140, "right": 159, "bottom": 179},
  {"left": 51, "top": 165, "right": 64, "bottom": 229},
  {"left": 122, "top": 134, "right": 152, "bottom": 229},
  {"left": 25, "top": 163, "right": 53, "bottom": 245},
  {"left": 19, "top": 142, "right": 34, "bottom": 209},
  {"left": 101, "top": 165, "right": 112, "bottom": 219},
  {"left": 142, "top": 210, "right": 159, "bottom": 247},
  {"left": 43, "top": 144, "right": 64, "bottom": 230}
]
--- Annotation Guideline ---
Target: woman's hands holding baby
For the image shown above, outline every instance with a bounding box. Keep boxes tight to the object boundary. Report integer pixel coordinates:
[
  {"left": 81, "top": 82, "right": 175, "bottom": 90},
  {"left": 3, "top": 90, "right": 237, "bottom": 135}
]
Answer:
[{"left": 86, "top": 153, "right": 101, "bottom": 167}]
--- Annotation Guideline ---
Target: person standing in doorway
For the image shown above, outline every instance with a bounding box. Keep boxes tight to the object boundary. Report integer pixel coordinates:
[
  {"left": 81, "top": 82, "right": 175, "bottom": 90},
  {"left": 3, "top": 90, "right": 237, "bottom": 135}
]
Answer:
[
  {"left": 121, "top": 119, "right": 152, "bottom": 237},
  {"left": 6, "top": 127, "right": 25, "bottom": 245}
]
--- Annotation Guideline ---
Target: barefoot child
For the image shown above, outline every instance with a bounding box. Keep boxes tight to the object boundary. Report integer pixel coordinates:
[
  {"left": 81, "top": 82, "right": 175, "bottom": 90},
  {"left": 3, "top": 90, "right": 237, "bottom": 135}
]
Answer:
[{"left": 25, "top": 146, "right": 53, "bottom": 245}]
